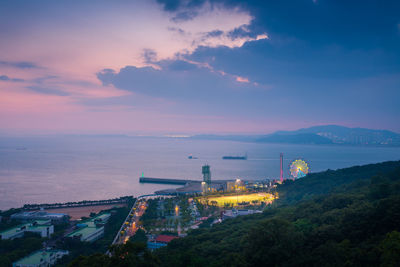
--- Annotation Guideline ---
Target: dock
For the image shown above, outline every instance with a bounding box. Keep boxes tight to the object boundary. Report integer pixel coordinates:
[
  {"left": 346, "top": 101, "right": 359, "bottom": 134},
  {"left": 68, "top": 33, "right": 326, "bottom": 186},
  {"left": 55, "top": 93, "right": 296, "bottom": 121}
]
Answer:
[
  {"left": 139, "top": 177, "right": 198, "bottom": 185},
  {"left": 139, "top": 176, "right": 231, "bottom": 195}
]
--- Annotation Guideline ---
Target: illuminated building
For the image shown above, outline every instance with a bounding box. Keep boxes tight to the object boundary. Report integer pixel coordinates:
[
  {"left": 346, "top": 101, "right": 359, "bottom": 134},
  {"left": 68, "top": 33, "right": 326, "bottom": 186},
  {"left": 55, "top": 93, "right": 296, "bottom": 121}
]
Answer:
[{"left": 202, "top": 165, "right": 211, "bottom": 193}]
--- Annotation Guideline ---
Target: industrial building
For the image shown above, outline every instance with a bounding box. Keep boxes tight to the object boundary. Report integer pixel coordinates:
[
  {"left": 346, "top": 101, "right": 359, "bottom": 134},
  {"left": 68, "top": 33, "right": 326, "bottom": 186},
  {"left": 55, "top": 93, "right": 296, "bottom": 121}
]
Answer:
[
  {"left": 0, "top": 220, "right": 54, "bottom": 240},
  {"left": 12, "top": 249, "right": 69, "bottom": 267},
  {"left": 67, "top": 213, "right": 110, "bottom": 242},
  {"left": 11, "top": 210, "right": 69, "bottom": 224}
]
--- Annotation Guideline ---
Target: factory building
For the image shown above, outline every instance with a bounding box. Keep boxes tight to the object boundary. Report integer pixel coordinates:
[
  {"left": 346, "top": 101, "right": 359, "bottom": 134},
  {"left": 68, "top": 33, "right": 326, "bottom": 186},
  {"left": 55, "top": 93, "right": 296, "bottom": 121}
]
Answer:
[
  {"left": 0, "top": 220, "right": 54, "bottom": 240},
  {"left": 11, "top": 210, "right": 69, "bottom": 224},
  {"left": 13, "top": 249, "right": 69, "bottom": 267},
  {"left": 67, "top": 213, "right": 110, "bottom": 242}
]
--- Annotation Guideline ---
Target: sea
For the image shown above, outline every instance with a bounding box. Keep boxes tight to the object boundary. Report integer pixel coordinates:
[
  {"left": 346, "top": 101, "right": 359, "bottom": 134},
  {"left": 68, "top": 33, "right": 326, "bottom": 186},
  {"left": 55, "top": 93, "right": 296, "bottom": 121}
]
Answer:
[{"left": 0, "top": 135, "right": 399, "bottom": 211}]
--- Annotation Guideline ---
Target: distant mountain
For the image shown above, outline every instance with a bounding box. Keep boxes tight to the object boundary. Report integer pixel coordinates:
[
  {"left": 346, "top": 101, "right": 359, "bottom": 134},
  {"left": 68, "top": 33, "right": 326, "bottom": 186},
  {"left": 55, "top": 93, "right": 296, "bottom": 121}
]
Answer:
[
  {"left": 190, "top": 125, "right": 400, "bottom": 146},
  {"left": 190, "top": 134, "right": 259, "bottom": 142},
  {"left": 256, "top": 133, "right": 333, "bottom": 144},
  {"left": 270, "top": 125, "right": 400, "bottom": 146}
]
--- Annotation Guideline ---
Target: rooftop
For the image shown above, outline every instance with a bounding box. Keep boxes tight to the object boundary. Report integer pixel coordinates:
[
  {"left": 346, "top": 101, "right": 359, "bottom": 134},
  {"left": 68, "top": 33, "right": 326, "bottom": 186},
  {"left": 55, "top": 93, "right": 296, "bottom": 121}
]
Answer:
[
  {"left": 0, "top": 222, "right": 51, "bottom": 237},
  {"left": 67, "top": 213, "right": 110, "bottom": 240},
  {"left": 155, "top": 235, "right": 179, "bottom": 243},
  {"left": 67, "top": 226, "right": 102, "bottom": 239},
  {"left": 14, "top": 250, "right": 68, "bottom": 265},
  {"left": 95, "top": 213, "right": 111, "bottom": 221},
  {"left": 0, "top": 223, "right": 29, "bottom": 237}
]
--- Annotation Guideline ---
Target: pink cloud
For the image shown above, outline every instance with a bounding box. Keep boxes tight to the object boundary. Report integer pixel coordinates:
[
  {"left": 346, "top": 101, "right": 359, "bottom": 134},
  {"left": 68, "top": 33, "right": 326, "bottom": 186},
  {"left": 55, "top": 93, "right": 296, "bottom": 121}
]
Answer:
[{"left": 236, "top": 76, "right": 250, "bottom": 83}]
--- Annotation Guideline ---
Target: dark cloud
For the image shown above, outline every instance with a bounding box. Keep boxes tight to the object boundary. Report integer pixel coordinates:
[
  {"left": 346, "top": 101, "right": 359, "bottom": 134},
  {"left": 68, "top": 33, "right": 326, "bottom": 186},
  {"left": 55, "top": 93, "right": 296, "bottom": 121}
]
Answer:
[
  {"left": 205, "top": 30, "right": 223, "bottom": 38},
  {"left": 171, "top": 10, "right": 198, "bottom": 22},
  {"left": 33, "top": 75, "right": 58, "bottom": 84},
  {"left": 160, "top": 59, "right": 198, "bottom": 71},
  {"left": 27, "top": 86, "right": 69, "bottom": 96},
  {"left": 142, "top": 49, "right": 158, "bottom": 64},
  {"left": 0, "top": 74, "right": 24, "bottom": 82},
  {"left": 227, "top": 25, "right": 254, "bottom": 40},
  {"left": 156, "top": 0, "right": 206, "bottom": 12},
  {"left": 96, "top": 69, "right": 116, "bottom": 86},
  {"left": 96, "top": 58, "right": 270, "bottom": 118},
  {"left": 167, "top": 27, "right": 186, "bottom": 36},
  {"left": 157, "top": 0, "right": 400, "bottom": 51},
  {"left": 0, "top": 60, "right": 40, "bottom": 69}
]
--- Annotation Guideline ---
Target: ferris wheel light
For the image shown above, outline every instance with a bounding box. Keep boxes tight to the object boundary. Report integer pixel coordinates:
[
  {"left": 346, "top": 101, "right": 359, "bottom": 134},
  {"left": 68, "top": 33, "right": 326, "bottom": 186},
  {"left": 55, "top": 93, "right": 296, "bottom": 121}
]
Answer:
[{"left": 289, "top": 159, "right": 309, "bottom": 179}]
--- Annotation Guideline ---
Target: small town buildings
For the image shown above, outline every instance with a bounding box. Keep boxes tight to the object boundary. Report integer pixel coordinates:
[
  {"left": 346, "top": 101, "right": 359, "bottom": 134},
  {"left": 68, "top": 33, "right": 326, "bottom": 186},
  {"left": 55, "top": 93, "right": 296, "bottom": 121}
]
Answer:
[
  {"left": 0, "top": 221, "right": 54, "bottom": 240},
  {"left": 222, "top": 209, "right": 262, "bottom": 220},
  {"left": 11, "top": 210, "right": 69, "bottom": 224},
  {"left": 12, "top": 249, "right": 69, "bottom": 267},
  {"left": 67, "top": 213, "right": 110, "bottom": 242},
  {"left": 147, "top": 234, "right": 179, "bottom": 250}
]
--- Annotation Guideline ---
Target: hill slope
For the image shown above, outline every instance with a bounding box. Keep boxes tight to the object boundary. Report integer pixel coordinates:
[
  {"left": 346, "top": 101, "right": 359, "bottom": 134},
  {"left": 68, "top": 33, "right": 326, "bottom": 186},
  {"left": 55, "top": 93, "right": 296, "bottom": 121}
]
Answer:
[
  {"left": 70, "top": 161, "right": 400, "bottom": 266},
  {"left": 156, "top": 161, "right": 400, "bottom": 266},
  {"left": 190, "top": 125, "right": 400, "bottom": 146}
]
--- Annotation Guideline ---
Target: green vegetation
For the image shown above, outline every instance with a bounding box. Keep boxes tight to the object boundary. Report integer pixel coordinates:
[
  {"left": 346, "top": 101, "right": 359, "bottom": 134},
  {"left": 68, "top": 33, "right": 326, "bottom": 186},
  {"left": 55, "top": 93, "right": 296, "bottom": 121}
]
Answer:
[
  {"left": 70, "top": 160, "right": 400, "bottom": 266},
  {"left": 129, "top": 229, "right": 148, "bottom": 244},
  {"left": 0, "top": 232, "right": 43, "bottom": 266},
  {"left": 69, "top": 241, "right": 159, "bottom": 267}
]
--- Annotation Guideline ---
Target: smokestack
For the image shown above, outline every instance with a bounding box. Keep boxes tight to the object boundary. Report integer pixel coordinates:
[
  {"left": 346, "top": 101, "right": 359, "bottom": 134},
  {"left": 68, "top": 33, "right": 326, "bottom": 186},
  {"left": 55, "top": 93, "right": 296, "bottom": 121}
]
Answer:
[{"left": 280, "top": 153, "right": 283, "bottom": 182}]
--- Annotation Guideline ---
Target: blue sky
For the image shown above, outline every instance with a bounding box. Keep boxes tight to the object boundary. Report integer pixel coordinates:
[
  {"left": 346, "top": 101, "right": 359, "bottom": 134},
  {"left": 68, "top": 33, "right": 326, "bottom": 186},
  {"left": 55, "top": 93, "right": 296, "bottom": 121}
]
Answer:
[{"left": 0, "top": 0, "right": 399, "bottom": 134}]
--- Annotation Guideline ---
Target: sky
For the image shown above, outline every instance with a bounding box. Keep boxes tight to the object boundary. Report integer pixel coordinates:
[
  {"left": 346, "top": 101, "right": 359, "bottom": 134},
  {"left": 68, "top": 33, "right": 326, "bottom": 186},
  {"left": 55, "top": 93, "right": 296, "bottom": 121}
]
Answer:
[{"left": 0, "top": 0, "right": 399, "bottom": 135}]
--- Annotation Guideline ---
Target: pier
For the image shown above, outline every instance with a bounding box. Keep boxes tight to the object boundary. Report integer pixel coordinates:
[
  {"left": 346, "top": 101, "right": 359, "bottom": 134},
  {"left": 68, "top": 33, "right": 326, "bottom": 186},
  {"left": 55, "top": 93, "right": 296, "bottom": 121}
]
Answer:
[{"left": 139, "top": 177, "right": 198, "bottom": 185}]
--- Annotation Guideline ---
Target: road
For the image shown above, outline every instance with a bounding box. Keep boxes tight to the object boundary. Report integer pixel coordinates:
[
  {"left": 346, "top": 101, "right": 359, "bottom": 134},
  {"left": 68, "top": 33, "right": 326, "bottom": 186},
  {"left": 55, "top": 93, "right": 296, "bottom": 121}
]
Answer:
[
  {"left": 109, "top": 194, "right": 159, "bottom": 249},
  {"left": 113, "top": 199, "right": 147, "bottom": 245}
]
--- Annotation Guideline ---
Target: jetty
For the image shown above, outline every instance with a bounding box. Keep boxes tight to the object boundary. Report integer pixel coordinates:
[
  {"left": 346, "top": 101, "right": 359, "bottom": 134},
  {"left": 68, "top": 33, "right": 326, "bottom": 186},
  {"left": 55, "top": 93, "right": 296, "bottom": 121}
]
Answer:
[{"left": 139, "top": 177, "right": 197, "bottom": 185}]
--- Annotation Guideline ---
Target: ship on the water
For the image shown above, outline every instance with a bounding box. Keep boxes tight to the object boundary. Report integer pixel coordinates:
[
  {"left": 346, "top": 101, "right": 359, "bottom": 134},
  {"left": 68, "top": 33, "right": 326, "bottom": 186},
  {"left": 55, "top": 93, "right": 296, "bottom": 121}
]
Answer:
[
  {"left": 188, "top": 154, "right": 198, "bottom": 159},
  {"left": 222, "top": 154, "right": 247, "bottom": 160}
]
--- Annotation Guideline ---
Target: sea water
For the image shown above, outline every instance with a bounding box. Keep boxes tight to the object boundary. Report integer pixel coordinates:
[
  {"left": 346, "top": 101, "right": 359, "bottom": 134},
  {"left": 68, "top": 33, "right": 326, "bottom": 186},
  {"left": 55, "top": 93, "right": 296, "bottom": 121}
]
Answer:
[{"left": 0, "top": 136, "right": 399, "bottom": 210}]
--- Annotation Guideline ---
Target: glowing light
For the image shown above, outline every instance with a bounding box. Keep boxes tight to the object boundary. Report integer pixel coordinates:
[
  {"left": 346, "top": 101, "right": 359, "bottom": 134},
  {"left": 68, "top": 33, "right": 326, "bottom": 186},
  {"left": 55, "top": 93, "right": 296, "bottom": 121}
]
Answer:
[
  {"left": 175, "top": 205, "right": 179, "bottom": 216},
  {"left": 198, "top": 192, "right": 275, "bottom": 207},
  {"left": 289, "top": 159, "right": 309, "bottom": 179}
]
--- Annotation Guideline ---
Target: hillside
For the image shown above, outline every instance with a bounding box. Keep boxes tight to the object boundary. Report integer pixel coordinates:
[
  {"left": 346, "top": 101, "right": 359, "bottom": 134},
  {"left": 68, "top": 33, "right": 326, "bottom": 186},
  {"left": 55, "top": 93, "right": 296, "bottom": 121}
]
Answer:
[
  {"left": 272, "top": 125, "right": 400, "bottom": 146},
  {"left": 256, "top": 133, "right": 333, "bottom": 144},
  {"left": 189, "top": 125, "right": 400, "bottom": 146},
  {"left": 70, "top": 161, "right": 400, "bottom": 266},
  {"left": 154, "top": 161, "right": 400, "bottom": 266}
]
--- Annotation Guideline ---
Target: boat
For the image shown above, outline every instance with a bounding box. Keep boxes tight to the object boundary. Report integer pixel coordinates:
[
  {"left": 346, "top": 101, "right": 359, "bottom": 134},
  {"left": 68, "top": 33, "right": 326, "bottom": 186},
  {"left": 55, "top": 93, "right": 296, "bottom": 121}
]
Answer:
[
  {"left": 188, "top": 154, "right": 198, "bottom": 159},
  {"left": 222, "top": 154, "right": 247, "bottom": 160}
]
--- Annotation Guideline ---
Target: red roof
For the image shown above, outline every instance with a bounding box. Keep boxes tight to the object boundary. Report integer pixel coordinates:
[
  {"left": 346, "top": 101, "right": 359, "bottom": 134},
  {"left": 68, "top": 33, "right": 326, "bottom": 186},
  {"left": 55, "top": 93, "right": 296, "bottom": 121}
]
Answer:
[{"left": 155, "top": 235, "right": 179, "bottom": 243}]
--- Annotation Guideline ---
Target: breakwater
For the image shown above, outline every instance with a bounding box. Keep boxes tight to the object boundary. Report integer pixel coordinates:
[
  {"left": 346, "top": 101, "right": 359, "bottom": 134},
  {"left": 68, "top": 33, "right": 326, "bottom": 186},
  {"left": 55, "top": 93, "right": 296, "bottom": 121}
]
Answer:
[{"left": 139, "top": 177, "right": 197, "bottom": 185}]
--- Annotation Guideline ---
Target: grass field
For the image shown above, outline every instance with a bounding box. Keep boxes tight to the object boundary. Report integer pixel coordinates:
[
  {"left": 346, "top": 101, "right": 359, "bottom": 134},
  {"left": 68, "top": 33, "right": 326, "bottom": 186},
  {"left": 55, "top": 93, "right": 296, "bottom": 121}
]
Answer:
[{"left": 198, "top": 192, "right": 275, "bottom": 207}]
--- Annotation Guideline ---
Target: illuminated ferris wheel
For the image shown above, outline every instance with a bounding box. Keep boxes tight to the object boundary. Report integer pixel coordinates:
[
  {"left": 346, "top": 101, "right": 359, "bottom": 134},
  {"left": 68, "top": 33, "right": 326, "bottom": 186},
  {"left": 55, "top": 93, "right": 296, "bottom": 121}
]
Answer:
[{"left": 289, "top": 159, "right": 309, "bottom": 179}]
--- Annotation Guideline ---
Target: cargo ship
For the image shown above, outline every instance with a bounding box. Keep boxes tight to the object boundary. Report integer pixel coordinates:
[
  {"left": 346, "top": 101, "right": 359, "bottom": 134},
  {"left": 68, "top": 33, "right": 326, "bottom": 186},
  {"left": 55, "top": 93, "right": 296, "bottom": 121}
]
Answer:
[{"left": 222, "top": 154, "right": 247, "bottom": 160}]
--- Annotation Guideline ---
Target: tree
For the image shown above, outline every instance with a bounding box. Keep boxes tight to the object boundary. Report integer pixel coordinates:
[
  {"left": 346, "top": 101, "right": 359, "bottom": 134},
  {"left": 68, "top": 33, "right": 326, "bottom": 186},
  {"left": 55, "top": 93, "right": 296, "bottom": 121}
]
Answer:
[
  {"left": 130, "top": 229, "right": 148, "bottom": 244},
  {"left": 380, "top": 231, "right": 400, "bottom": 267}
]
